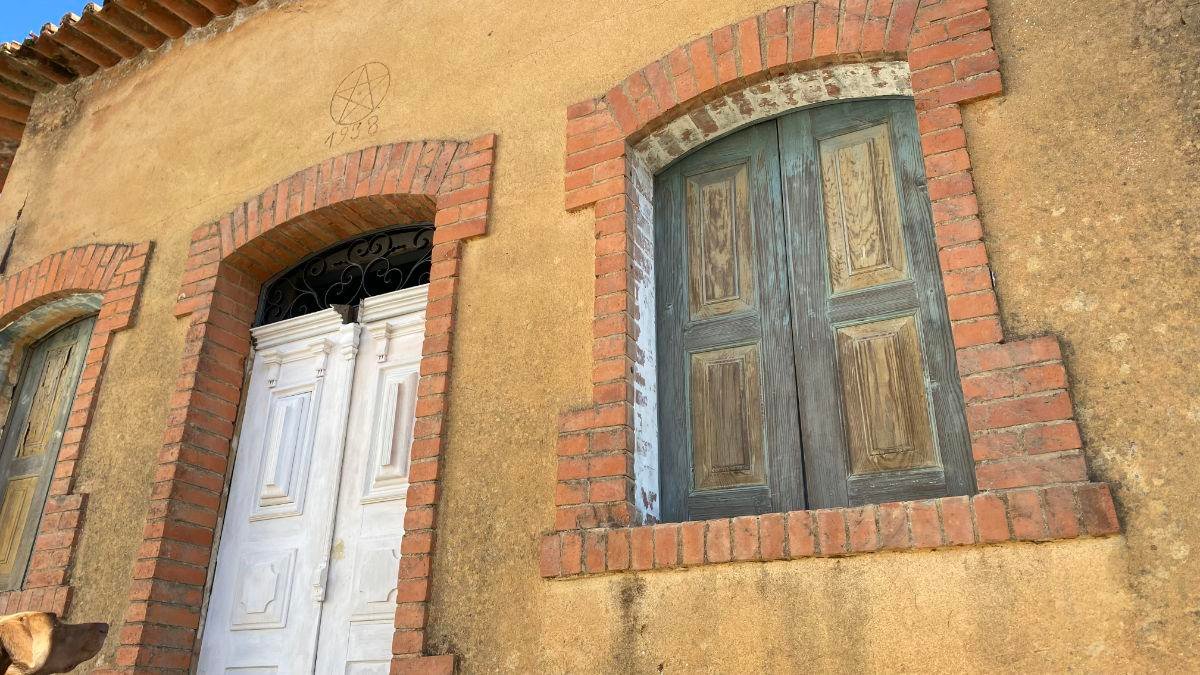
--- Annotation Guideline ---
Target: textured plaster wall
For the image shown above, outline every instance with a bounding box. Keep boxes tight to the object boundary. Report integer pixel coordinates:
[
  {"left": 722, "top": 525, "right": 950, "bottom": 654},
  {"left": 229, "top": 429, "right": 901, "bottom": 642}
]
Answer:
[{"left": 0, "top": 0, "right": 1192, "bottom": 671}]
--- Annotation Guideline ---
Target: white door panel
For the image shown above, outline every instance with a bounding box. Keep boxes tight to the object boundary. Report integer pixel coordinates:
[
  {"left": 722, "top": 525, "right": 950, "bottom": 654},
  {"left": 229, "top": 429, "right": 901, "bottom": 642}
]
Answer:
[
  {"left": 314, "top": 289, "right": 425, "bottom": 673},
  {"left": 198, "top": 288, "right": 425, "bottom": 674},
  {"left": 197, "top": 310, "right": 360, "bottom": 675}
]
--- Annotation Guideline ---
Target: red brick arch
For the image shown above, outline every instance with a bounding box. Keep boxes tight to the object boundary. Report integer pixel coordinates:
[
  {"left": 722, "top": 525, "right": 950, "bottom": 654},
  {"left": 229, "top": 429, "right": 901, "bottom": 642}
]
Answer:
[
  {"left": 544, "top": 0, "right": 1119, "bottom": 578},
  {"left": 111, "top": 137, "right": 494, "bottom": 674},
  {"left": 0, "top": 242, "right": 151, "bottom": 614}
]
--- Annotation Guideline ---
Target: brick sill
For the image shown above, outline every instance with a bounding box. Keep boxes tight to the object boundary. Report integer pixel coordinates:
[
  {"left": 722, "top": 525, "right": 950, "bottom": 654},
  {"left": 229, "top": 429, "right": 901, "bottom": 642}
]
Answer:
[
  {"left": 0, "top": 584, "right": 70, "bottom": 614},
  {"left": 539, "top": 483, "right": 1119, "bottom": 579},
  {"left": 393, "top": 654, "right": 456, "bottom": 675}
]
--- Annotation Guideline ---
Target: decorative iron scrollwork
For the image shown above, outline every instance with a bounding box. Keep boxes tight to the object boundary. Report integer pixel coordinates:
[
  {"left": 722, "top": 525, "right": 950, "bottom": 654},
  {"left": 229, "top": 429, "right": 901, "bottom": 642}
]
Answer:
[{"left": 256, "top": 224, "right": 433, "bottom": 326}]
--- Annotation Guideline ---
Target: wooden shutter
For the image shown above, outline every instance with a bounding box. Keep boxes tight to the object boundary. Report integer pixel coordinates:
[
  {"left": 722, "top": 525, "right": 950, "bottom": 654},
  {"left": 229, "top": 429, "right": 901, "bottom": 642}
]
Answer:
[
  {"left": 779, "top": 98, "right": 973, "bottom": 507},
  {"left": 0, "top": 317, "right": 94, "bottom": 590},
  {"left": 655, "top": 122, "right": 805, "bottom": 521}
]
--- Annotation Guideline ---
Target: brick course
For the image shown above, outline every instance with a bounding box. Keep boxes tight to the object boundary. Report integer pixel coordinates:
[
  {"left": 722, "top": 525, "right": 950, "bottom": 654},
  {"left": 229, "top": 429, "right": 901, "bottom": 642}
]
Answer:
[
  {"left": 548, "top": 0, "right": 1120, "bottom": 578},
  {"left": 107, "top": 138, "right": 495, "bottom": 674},
  {"left": 540, "top": 483, "right": 1120, "bottom": 579}
]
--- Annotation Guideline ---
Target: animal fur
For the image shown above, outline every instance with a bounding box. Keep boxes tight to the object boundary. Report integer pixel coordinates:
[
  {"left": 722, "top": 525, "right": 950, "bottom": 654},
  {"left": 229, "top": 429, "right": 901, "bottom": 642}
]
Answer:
[{"left": 0, "top": 612, "right": 107, "bottom": 674}]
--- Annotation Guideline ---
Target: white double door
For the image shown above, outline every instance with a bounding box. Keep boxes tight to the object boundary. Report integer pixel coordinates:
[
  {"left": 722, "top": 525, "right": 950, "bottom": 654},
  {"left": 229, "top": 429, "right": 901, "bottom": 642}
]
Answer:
[{"left": 197, "top": 287, "right": 427, "bottom": 674}]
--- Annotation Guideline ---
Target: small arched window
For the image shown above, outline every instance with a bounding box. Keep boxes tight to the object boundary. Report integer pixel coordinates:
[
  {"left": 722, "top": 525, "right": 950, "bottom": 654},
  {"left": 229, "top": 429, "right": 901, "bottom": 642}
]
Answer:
[
  {"left": 0, "top": 316, "right": 95, "bottom": 589},
  {"left": 655, "top": 98, "right": 973, "bottom": 522}
]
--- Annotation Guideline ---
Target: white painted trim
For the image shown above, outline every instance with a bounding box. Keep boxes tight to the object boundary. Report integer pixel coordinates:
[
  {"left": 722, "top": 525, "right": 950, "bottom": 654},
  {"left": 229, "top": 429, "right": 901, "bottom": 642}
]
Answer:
[
  {"left": 251, "top": 308, "right": 345, "bottom": 349},
  {"left": 358, "top": 285, "right": 429, "bottom": 324}
]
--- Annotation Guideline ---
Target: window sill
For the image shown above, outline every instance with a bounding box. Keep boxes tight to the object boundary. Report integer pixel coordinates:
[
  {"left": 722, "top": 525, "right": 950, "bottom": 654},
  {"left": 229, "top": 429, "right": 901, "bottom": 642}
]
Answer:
[{"left": 539, "top": 482, "right": 1119, "bottom": 579}]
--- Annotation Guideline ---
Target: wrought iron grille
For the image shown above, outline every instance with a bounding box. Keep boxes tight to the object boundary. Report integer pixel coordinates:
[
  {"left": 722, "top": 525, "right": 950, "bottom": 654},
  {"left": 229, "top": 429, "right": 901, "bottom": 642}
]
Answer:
[{"left": 256, "top": 224, "right": 434, "bottom": 326}]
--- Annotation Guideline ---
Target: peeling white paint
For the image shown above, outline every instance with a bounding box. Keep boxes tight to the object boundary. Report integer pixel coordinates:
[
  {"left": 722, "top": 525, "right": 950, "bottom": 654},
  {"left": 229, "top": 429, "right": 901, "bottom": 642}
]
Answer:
[
  {"left": 634, "top": 61, "right": 913, "bottom": 174},
  {"left": 629, "top": 151, "right": 660, "bottom": 523}
]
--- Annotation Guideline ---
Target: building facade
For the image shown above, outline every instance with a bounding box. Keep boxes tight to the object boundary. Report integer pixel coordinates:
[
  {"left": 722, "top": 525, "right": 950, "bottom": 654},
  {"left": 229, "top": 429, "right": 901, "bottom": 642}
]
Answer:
[{"left": 0, "top": 0, "right": 1193, "bottom": 672}]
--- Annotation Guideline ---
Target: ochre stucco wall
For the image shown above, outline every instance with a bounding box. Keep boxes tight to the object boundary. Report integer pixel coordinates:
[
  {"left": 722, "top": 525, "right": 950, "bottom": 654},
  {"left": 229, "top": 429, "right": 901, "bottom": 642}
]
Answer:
[{"left": 0, "top": 0, "right": 1194, "bottom": 671}]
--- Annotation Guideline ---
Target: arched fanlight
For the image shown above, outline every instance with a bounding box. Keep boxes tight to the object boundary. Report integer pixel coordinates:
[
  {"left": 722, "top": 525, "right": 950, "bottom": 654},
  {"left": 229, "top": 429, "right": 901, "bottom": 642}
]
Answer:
[{"left": 256, "top": 224, "right": 433, "bottom": 326}]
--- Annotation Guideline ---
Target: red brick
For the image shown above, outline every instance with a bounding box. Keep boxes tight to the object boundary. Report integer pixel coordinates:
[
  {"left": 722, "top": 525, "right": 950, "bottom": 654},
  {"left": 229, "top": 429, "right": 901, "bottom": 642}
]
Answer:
[
  {"left": 789, "top": 3, "right": 815, "bottom": 62},
  {"left": 885, "top": 0, "right": 919, "bottom": 51},
  {"left": 786, "top": 511, "right": 817, "bottom": 558},
  {"left": 631, "top": 526, "right": 653, "bottom": 570},
  {"left": 933, "top": 194, "right": 980, "bottom": 223},
  {"left": 936, "top": 217, "right": 983, "bottom": 247},
  {"left": 813, "top": 0, "right": 840, "bottom": 56},
  {"left": 909, "top": 501, "right": 943, "bottom": 548},
  {"left": 607, "top": 528, "right": 631, "bottom": 571},
  {"left": 681, "top": 521, "right": 705, "bottom": 566},
  {"left": 909, "top": 31, "right": 993, "bottom": 69},
  {"left": 972, "top": 420, "right": 1082, "bottom": 461},
  {"left": 913, "top": 64, "right": 955, "bottom": 92},
  {"left": 762, "top": 7, "right": 789, "bottom": 70},
  {"left": 815, "top": 509, "right": 847, "bottom": 556},
  {"left": 1007, "top": 490, "right": 1048, "bottom": 541},
  {"left": 961, "top": 363, "right": 1068, "bottom": 403},
  {"left": 925, "top": 148, "right": 971, "bottom": 178},
  {"left": 947, "top": 290, "right": 998, "bottom": 321},
  {"left": 918, "top": 72, "right": 1003, "bottom": 108},
  {"left": 940, "top": 495, "right": 975, "bottom": 545},
  {"left": 953, "top": 315, "right": 1001, "bottom": 348},
  {"left": 975, "top": 452, "right": 1087, "bottom": 489},
  {"left": 972, "top": 493, "right": 1009, "bottom": 543},
  {"left": 759, "top": 513, "right": 785, "bottom": 560},
  {"left": 967, "top": 391, "right": 1073, "bottom": 431},
  {"left": 957, "top": 337, "right": 1062, "bottom": 375},
  {"left": 653, "top": 524, "right": 680, "bottom": 568},
  {"left": 1076, "top": 483, "right": 1120, "bottom": 535},
  {"left": 878, "top": 501, "right": 910, "bottom": 549},
  {"left": 560, "top": 532, "right": 582, "bottom": 576},
  {"left": 732, "top": 516, "right": 759, "bottom": 561},
  {"left": 939, "top": 241, "right": 987, "bottom": 271},
  {"left": 917, "top": 0, "right": 987, "bottom": 24},
  {"left": 705, "top": 519, "right": 732, "bottom": 563},
  {"left": 687, "top": 38, "right": 718, "bottom": 95},
  {"left": 1042, "top": 485, "right": 1081, "bottom": 539},
  {"left": 583, "top": 530, "right": 606, "bottom": 573},
  {"left": 846, "top": 505, "right": 879, "bottom": 553},
  {"left": 955, "top": 49, "right": 1000, "bottom": 80}
]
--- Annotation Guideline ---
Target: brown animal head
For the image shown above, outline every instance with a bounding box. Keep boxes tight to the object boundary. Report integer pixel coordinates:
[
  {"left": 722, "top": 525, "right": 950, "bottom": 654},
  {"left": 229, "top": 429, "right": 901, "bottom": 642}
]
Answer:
[{"left": 0, "top": 612, "right": 107, "bottom": 674}]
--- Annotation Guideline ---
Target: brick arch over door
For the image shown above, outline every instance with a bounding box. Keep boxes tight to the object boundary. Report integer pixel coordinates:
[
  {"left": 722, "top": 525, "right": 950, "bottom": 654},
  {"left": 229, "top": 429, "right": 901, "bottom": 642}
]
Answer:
[
  {"left": 0, "top": 242, "right": 151, "bottom": 614},
  {"left": 546, "top": 0, "right": 1119, "bottom": 578},
  {"left": 110, "top": 137, "right": 494, "bottom": 674}
]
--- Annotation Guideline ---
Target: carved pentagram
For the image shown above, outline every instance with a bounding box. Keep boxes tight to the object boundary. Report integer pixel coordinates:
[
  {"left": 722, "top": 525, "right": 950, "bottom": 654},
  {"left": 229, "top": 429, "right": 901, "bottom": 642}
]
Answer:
[{"left": 330, "top": 62, "right": 391, "bottom": 126}]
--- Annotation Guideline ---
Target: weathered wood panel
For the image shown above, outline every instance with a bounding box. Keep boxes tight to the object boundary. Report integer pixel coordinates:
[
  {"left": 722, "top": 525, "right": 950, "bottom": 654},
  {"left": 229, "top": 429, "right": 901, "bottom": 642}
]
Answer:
[
  {"left": 16, "top": 342, "right": 74, "bottom": 458},
  {"left": 0, "top": 475, "right": 36, "bottom": 577},
  {"left": 819, "top": 123, "right": 907, "bottom": 294},
  {"left": 836, "top": 315, "right": 937, "bottom": 475},
  {"left": 656, "top": 121, "right": 805, "bottom": 521},
  {"left": 686, "top": 163, "right": 755, "bottom": 321},
  {"left": 689, "top": 345, "right": 766, "bottom": 490},
  {"left": 0, "top": 316, "right": 94, "bottom": 589}
]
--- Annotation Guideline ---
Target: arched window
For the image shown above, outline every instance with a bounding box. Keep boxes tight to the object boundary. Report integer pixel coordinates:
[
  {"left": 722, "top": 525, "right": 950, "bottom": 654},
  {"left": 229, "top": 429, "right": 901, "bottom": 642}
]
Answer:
[
  {"left": 0, "top": 316, "right": 95, "bottom": 589},
  {"left": 655, "top": 98, "right": 973, "bottom": 522},
  {"left": 256, "top": 223, "right": 434, "bottom": 326}
]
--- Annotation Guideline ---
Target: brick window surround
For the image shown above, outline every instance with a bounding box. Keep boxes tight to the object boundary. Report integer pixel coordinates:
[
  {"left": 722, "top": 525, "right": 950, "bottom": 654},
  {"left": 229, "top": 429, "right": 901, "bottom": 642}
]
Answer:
[
  {"left": 543, "top": 0, "right": 1120, "bottom": 579},
  {"left": 107, "top": 137, "right": 494, "bottom": 675},
  {"left": 0, "top": 243, "right": 152, "bottom": 611}
]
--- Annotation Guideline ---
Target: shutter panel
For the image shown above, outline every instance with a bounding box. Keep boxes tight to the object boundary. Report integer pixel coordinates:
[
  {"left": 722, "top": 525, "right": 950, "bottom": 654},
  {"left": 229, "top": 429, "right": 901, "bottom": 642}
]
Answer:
[
  {"left": 656, "top": 122, "right": 805, "bottom": 521},
  {"left": 780, "top": 99, "right": 973, "bottom": 507},
  {"left": 0, "top": 317, "right": 94, "bottom": 589}
]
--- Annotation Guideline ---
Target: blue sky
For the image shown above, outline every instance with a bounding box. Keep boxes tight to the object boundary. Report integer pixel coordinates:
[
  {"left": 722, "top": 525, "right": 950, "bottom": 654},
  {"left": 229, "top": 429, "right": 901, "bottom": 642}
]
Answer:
[{"left": 0, "top": 2, "right": 85, "bottom": 44}]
